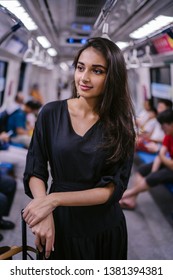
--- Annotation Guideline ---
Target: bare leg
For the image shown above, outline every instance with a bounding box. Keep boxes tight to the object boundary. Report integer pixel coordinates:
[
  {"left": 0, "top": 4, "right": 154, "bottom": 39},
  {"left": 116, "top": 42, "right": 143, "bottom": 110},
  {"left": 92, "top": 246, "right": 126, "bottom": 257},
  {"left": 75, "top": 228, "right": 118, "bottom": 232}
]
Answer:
[{"left": 119, "top": 173, "right": 150, "bottom": 209}]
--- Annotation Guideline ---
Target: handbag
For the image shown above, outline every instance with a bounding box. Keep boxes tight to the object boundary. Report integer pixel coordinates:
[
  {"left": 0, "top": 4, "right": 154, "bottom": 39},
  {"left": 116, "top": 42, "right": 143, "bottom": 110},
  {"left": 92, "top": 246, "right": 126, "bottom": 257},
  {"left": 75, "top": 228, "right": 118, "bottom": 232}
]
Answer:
[{"left": 0, "top": 210, "right": 44, "bottom": 260}]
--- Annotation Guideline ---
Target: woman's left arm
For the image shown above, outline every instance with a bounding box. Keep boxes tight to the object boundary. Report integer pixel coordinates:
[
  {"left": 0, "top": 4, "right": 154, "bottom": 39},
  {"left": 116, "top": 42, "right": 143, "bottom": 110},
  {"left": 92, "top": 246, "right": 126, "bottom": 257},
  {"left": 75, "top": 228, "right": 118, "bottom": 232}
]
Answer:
[{"left": 24, "top": 183, "right": 115, "bottom": 227}]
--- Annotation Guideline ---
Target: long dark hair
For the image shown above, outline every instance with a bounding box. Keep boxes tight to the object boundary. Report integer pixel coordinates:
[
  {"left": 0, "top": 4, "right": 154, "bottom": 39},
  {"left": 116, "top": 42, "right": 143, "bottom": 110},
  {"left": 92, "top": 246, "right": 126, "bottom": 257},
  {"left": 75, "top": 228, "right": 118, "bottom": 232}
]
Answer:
[{"left": 72, "top": 37, "right": 136, "bottom": 162}]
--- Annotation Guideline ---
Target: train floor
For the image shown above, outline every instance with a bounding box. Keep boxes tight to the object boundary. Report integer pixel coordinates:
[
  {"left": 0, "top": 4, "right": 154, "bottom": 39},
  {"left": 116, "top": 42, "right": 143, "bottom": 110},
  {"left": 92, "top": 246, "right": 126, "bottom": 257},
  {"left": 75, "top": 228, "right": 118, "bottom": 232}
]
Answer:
[{"left": 1, "top": 175, "right": 173, "bottom": 260}]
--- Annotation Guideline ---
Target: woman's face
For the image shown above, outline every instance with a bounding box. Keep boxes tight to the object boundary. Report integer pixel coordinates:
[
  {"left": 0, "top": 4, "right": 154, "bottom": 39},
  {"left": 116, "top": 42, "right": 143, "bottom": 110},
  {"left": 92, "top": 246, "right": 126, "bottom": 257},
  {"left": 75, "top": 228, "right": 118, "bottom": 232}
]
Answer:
[
  {"left": 75, "top": 47, "right": 107, "bottom": 99},
  {"left": 157, "top": 102, "right": 168, "bottom": 114}
]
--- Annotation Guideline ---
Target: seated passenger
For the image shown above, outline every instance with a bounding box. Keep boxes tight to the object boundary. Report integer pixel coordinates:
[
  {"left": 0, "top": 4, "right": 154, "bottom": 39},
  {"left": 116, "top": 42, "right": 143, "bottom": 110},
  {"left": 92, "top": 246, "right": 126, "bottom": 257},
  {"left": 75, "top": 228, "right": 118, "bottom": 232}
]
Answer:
[
  {"left": 0, "top": 132, "right": 27, "bottom": 181},
  {"left": 137, "top": 107, "right": 157, "bottom": 138},
  {"left": 120, "top": 109, "right": 173, "bottom": 210},
  {"left": 136, "top": 98, "right": 155, "bottom": 133},
  {"left": 136, "top": 99, "right": 172, "bottom": 153},
  {"left": 6, "top": 100, "right": 42, "bottom": 148},
  {"left": 0, "top": 174, "right": 16, "bottom": 242},
  {"left": 6, "top": 91, "right": 25, "bottom": 115}
]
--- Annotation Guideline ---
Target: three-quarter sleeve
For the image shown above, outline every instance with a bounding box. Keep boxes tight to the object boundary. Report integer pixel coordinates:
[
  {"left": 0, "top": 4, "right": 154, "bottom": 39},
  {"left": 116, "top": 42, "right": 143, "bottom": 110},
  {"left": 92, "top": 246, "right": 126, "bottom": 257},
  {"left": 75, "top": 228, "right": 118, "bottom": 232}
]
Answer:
[
  {"left": 95, "top": 153, "right": 134, "bottom": 204},
  {"left": 23, "top": 110, "right": 49, "bottom": 198}
]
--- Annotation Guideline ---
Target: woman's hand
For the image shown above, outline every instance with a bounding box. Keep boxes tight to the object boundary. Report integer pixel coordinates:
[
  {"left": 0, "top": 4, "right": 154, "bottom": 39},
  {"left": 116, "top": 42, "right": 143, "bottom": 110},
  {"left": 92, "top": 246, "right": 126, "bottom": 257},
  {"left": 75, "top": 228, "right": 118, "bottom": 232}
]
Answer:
[
  {"left": 23, "top": 195, "right": 55, "bottom": 227},
  {"left": 31, "top": 213, "right": 55, "bottom": 259}
]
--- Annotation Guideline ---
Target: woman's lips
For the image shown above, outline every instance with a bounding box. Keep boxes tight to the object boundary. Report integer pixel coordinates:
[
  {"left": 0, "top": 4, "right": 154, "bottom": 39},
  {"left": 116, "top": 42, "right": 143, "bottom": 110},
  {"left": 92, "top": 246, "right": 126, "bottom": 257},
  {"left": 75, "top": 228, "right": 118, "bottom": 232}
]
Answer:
[{"left": 79, "top": 84, "right": 93, "bottom": 91}]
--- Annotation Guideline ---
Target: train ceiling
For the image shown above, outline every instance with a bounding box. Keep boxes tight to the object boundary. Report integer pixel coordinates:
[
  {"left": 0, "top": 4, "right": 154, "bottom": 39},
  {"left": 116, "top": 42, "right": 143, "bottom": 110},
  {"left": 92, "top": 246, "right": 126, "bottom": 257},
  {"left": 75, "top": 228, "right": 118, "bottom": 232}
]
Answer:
[{"left": 0, "top": 0, "right": 173, "bottom": 63}]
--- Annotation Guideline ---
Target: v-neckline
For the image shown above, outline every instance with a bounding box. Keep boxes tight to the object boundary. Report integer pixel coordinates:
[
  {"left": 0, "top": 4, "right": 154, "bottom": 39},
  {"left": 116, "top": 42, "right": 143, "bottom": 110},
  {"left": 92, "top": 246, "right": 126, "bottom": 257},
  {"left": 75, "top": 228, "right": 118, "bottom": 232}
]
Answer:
[{"left": 65, "top": 100, "right": 99, "bottom": 138}]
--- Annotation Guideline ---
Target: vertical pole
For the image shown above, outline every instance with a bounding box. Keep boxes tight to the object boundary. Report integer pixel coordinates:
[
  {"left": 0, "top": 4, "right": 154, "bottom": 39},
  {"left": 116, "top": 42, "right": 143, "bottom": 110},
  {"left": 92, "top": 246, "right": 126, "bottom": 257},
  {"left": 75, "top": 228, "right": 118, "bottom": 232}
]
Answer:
[{"left": 21, "top": 209, "right": 27, "bottom": 260}]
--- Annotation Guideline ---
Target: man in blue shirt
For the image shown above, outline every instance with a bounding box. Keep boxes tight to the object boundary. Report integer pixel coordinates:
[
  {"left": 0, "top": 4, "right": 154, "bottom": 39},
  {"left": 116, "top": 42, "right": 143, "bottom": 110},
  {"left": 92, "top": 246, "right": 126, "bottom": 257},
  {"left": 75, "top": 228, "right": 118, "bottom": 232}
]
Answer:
[{"left": 7, "top": 100, "right": 42, "bottom": 148}]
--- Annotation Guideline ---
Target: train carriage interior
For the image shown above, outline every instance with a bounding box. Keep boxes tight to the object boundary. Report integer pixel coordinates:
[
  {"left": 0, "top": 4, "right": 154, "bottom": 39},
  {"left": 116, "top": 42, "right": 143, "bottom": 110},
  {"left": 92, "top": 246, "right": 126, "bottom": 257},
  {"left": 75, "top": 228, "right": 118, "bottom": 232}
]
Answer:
[{"left": 1, "top": 0, "right": 173, "bottom": 259}]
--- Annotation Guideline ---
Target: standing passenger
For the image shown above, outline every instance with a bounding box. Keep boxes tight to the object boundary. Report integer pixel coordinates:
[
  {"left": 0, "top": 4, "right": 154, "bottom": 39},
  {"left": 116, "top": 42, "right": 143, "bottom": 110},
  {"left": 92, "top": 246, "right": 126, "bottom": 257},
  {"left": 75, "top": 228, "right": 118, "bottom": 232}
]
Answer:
[{"left": 23, "top": 37, "right": 136, "bottom": 260}]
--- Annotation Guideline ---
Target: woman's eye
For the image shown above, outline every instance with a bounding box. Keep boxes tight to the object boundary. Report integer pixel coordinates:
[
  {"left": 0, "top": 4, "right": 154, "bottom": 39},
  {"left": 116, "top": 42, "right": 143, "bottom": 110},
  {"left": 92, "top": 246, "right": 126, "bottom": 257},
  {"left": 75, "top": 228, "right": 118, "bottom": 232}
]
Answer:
[
  {"left": 77, "top": 65, "right": 84, "bottom": 71},
  {"left": 93, "top": 69, "right": 104, "bottom": 74}
]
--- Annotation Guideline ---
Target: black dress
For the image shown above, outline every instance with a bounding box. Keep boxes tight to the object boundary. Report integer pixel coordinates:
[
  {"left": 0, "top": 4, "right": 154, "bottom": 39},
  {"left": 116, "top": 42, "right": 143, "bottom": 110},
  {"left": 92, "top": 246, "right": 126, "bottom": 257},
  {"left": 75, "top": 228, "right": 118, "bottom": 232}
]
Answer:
[{"left": 23, "top": 99, "right": 134, "bottom": 260}]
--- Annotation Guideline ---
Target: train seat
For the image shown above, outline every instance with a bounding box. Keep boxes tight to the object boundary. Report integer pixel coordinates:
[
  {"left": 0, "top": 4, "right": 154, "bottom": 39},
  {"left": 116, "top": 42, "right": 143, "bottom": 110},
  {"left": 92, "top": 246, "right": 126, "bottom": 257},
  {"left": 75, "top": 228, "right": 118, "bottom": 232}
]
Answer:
[{"left": 136, "top": 151, "right": 157, "bottom": 164}]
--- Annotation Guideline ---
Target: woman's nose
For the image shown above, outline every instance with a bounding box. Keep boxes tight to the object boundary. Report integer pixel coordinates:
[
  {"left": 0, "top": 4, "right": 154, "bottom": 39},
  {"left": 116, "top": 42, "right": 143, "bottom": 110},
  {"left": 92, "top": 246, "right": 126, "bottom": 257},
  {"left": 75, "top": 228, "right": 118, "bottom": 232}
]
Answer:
[{"left": 81, "top": 71, "right": 90, "bottom": 83}]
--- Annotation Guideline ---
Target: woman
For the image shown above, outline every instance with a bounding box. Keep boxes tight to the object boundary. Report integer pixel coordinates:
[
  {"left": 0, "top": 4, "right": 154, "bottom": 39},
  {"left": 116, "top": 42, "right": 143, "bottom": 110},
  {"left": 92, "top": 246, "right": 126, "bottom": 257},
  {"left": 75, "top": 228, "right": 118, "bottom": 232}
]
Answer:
[{"left": 23, "top": 37, "right": 136, "bottom": 260}]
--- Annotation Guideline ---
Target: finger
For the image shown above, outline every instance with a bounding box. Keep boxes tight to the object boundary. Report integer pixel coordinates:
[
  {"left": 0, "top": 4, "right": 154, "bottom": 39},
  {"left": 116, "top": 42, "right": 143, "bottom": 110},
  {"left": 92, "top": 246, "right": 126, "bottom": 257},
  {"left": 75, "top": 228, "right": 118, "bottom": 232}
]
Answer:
[
  {"left": 28, "top": 217, "right": 41, "bottom": 228},
  {"left": 35, "top": 235, "right": 43, "bottom": 253},
  {"left": 40, "top": 236, "right": 46, "bottom": 247},
  {"left": 27, "top": 216, "right": 34, "bottom": 226},
  {"left": 25, "top": 215, "right": 35, "bottom": 227},
  {"left": 45, "top": 236, "right": 53, "bottom": 259},
  {"left": 22, "top": 207, "right": 30, "bottom": 219},
  {"left": 23, "top": 210, "right": 33, "bottom": 224},
  {"left": 22, "top": 210, "right": 28, "bottom": 221}
]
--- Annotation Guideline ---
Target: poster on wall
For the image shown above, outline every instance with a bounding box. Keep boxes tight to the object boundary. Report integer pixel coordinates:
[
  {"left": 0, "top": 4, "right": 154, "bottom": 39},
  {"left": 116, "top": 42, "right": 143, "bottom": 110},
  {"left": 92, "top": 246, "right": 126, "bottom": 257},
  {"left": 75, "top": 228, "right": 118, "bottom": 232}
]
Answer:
[{"left": 152, "top": 33, "right": 173, "bottom": 53}]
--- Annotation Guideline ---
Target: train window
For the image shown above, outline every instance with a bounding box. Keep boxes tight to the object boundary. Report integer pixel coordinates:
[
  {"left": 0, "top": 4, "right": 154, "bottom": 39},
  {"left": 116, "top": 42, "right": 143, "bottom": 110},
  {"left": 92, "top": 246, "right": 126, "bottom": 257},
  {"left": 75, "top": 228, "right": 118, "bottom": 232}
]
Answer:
[
  {"left": 0, "top": 60, "right": 8, "bottom": 107},
  {"left": 150, "top": 66, "right": 171, "bottom": 100},
  {"left": 150, "top": 66, "right": 171, "bottom": 85}
]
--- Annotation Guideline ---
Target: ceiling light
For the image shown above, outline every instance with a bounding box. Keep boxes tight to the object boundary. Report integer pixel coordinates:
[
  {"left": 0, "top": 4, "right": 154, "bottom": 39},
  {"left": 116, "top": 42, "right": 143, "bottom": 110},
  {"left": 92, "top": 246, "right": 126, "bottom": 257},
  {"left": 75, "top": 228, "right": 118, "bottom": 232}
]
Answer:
[
  {"left": 0, "top": 0, "right": 20, "bottom": 9},
  {"left": 130, "top": 15, "right": 173, "bottom": 39},
  {"left": 37, "top": 36, "right": 51, "bottom": 48},
  {"left": 0, "top": 0, "right": 38, "bottom": 30},
  {"left": 116, "top": 41, "right": 129, "bottom": 49},
  {"left": 47, "top": 48, "right": 57, "bottom": 56}
]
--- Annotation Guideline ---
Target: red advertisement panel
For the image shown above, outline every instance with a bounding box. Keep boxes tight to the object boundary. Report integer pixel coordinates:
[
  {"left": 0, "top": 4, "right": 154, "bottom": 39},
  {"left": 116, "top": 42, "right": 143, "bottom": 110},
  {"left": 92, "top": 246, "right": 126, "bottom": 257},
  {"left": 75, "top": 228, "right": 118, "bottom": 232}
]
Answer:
[{"left": 152, "top": 34, "right": 173, "bottom": 53}]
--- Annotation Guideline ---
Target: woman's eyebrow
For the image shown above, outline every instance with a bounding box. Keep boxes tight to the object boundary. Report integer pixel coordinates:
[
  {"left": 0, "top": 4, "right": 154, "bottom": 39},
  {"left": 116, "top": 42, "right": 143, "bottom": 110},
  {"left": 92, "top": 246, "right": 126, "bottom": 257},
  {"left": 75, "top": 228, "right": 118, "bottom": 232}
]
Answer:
[
  {"left": 77, "top": 61, "right": 84, "bottom": 65},
  {"left": 77, "top": 61, "right": 107, "bottom": 69},
  {"left": 92, "top": 64, "right": 107, "bottom": 70}
]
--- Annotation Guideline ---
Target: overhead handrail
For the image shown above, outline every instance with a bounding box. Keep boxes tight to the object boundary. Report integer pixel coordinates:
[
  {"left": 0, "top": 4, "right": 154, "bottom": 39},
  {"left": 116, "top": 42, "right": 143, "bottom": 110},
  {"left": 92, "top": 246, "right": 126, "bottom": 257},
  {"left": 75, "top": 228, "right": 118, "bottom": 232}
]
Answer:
[
  {"left": 0, "top": 4, "right": 24, "bottom": 45},
  {"left": 141, "top": 45, "right": 153, "bottom": 67},
  {"left": 0, "top": 21, "right": 23, "bottom": 46}
]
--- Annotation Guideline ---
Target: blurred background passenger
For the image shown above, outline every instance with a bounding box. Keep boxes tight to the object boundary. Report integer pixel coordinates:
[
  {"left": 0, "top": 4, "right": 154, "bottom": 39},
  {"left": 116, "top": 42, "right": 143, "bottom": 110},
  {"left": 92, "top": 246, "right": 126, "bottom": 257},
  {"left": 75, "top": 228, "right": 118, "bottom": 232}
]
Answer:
[
  {"left": 6, "top": 92, "right": 25, "bottom": 115},
  {"left": 6, "top": 100, "right": 42, "bottom": 148},
  {"left": 0, "top": 132, "right": 27, "bottom": 182},
  {"left": 136, "top": 98, "right": 172, "bottom": 153},
  {"left": 0, "top": 174, "right": 17, "bottom": 242},
  {"left": 136, "top": 98, "right": 155, "bottom": 133},
  {"left": 137, "top": 106, "right": 157, "bottom": 138},
  {"left": 30, "top": 83, "right": 44, "bottom": 105},
  {"left": 120, "top": 109, "right": 173, "bottom": 210}
]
